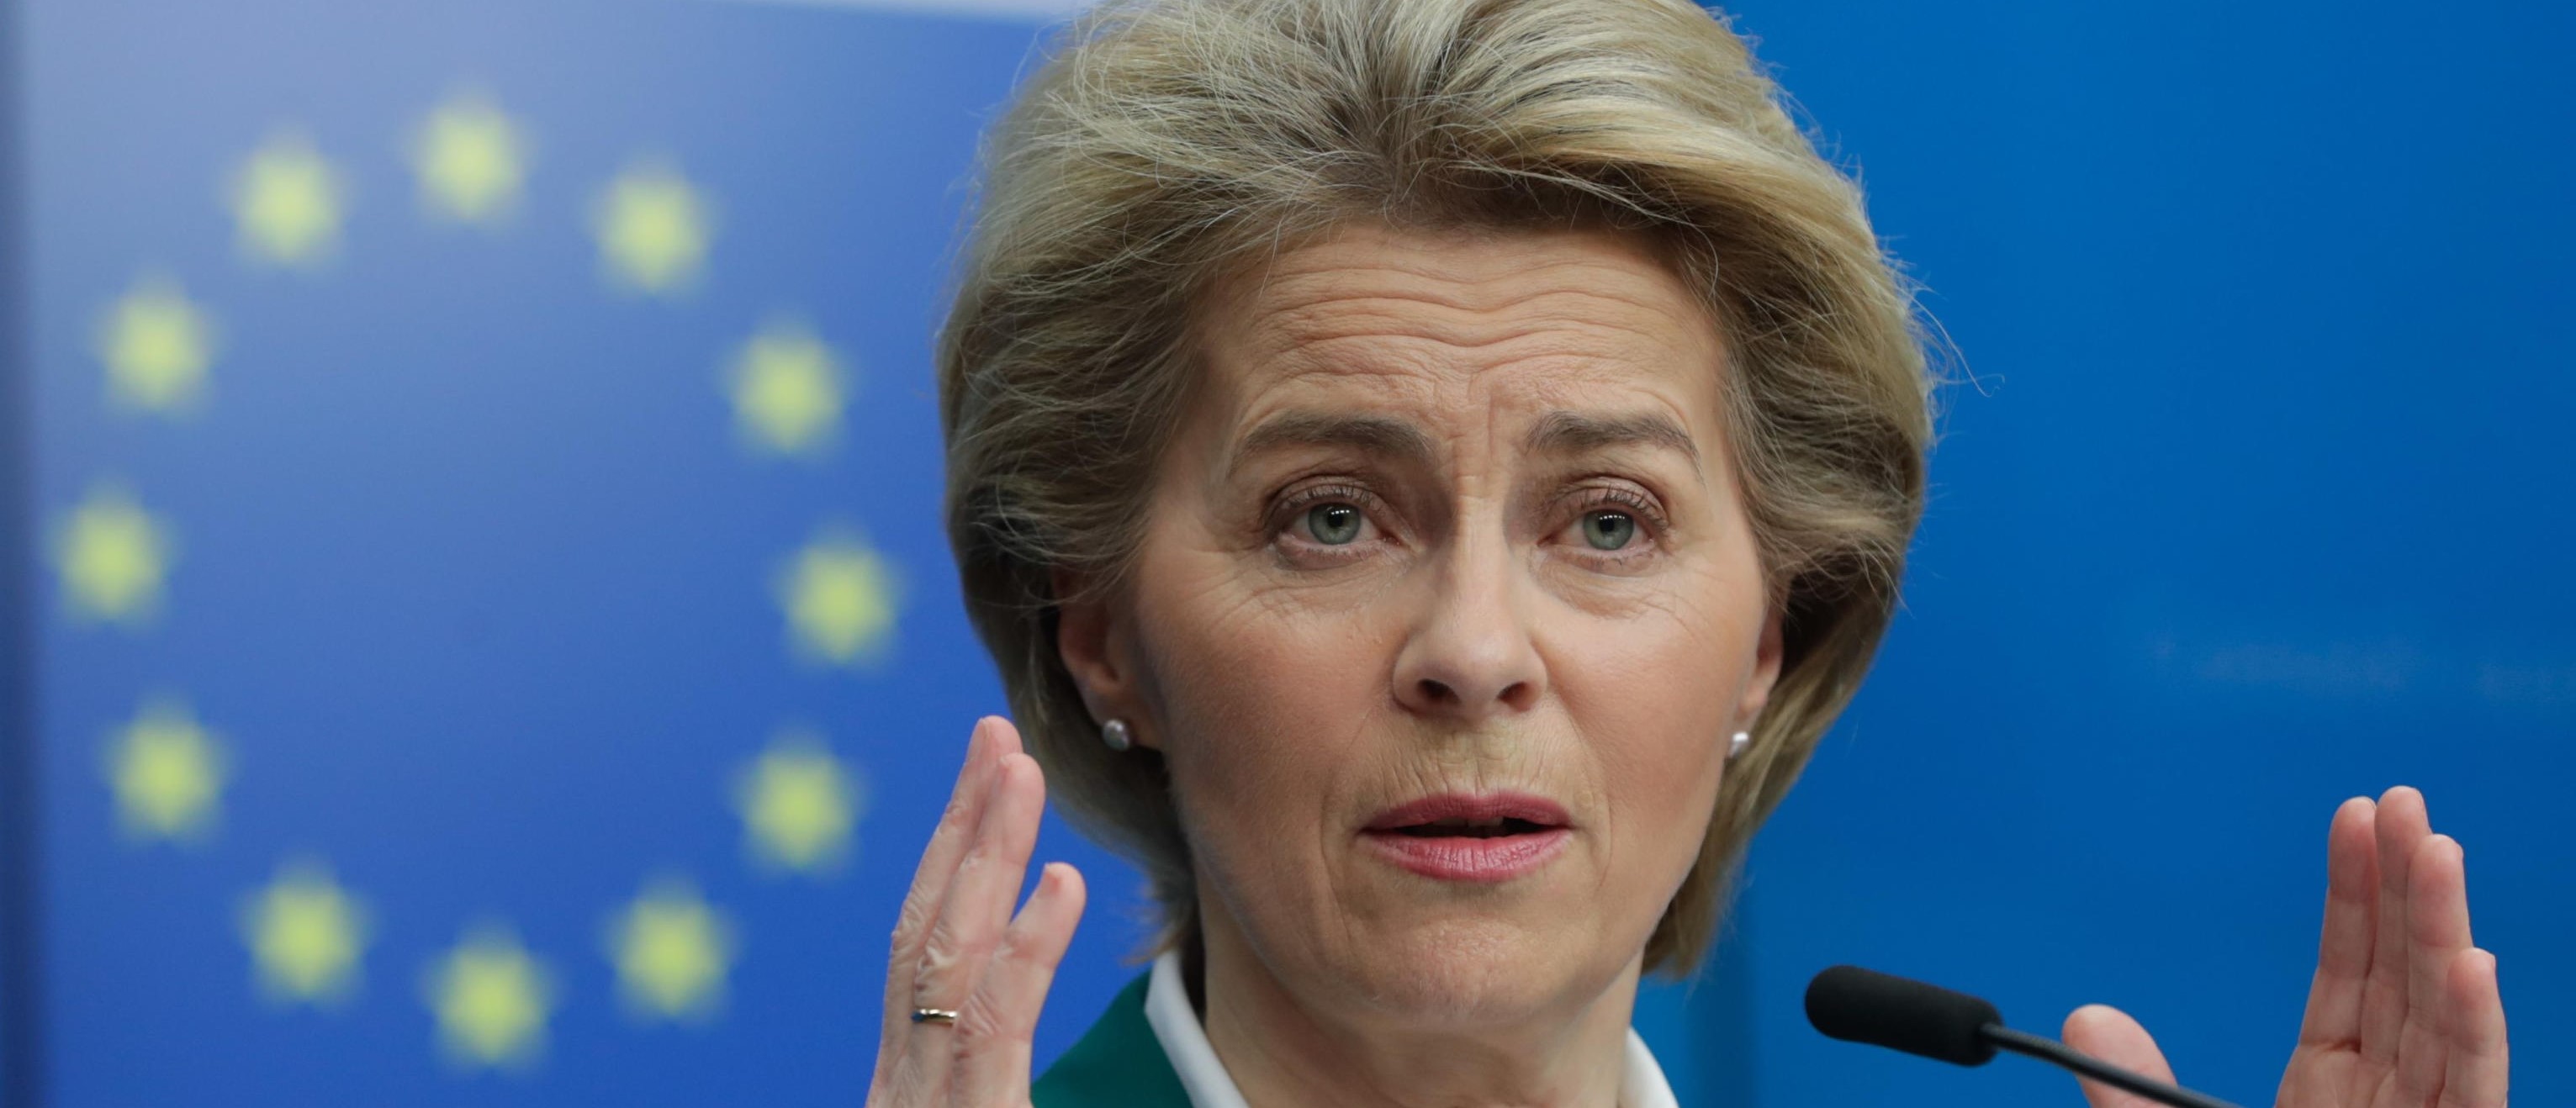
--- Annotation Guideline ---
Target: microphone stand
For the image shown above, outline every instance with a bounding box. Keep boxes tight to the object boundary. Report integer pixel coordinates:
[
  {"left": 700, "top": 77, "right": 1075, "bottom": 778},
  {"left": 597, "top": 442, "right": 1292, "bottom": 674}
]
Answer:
[{"left": 1980, "top": 1025, "right": 2246, "bottom": 1108}]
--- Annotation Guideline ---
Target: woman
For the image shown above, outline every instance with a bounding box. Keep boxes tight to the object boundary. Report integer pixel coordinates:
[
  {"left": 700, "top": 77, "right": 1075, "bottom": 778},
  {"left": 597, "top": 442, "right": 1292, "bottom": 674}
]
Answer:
[{"left": 873, "top": 0, "right": 2511, "bottom": 1105}]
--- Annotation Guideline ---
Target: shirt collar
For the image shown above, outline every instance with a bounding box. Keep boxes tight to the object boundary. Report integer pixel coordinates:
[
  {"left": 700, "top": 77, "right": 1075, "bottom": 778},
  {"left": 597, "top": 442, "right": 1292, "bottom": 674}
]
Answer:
[{"left": 1142, "top": 949, "right": 1680, "bottom": 1108}]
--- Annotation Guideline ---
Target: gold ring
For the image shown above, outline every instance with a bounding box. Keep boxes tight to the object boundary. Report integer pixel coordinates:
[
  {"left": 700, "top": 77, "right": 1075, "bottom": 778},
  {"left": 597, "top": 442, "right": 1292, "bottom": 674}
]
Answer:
[{"left": 911, "top": 1007, "right": 960, "bottom": 1026}]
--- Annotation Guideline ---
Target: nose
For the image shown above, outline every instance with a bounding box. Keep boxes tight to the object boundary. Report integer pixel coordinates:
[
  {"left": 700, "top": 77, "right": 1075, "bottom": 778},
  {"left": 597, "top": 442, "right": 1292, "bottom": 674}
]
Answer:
[{"left": 1390, "top": 535, "right": 1546, "bottom": 721}]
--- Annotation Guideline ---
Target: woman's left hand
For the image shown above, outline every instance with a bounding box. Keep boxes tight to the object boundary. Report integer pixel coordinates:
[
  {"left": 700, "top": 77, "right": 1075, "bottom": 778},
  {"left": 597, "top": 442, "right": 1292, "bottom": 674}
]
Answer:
[{"left": 2062, "top": 786, "right": 2509, "bottom": 1108}]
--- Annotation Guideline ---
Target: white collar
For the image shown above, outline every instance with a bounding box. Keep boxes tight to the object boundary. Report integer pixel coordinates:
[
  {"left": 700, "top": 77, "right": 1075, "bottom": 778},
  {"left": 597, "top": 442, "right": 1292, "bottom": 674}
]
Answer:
[{"left": 1143, "top": 949, "right": 1680, "bottom": 1108}]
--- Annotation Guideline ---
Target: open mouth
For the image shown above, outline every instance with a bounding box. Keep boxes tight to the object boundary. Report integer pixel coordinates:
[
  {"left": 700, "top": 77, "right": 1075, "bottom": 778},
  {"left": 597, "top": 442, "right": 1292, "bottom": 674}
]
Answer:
[
  {"left": 1382, "top": 816, "right": 1558, "bottom": 839},
  {"left": 1362, "top": 791, "right": 1571, "bottom": 836},
  {"left": 1359, "top": 792, "right": 1574, "bottom": 882}
]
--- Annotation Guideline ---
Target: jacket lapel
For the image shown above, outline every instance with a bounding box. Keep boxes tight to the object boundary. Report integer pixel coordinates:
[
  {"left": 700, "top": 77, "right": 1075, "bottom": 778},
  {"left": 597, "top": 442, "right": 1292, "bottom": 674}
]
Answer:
[{"left": 1031, "top": 974, "right": 1195, "bottom": 1108}]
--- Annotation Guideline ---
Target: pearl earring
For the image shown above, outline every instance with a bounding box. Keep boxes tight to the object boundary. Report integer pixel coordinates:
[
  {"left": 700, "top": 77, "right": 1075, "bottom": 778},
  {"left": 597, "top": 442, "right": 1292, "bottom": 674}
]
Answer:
[
  {"left": 1727, "top": 731, "right": 1751, "bottom": 761},
  {"left": 1102, "top": 718, "right": 1134, "bottom": 752}
]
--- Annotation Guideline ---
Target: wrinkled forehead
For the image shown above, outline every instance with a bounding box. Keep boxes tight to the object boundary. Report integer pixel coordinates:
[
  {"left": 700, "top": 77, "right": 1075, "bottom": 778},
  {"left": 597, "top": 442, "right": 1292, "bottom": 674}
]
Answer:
[{"left": 1181, "top": 220, "right": 1732, "bottom": 462}]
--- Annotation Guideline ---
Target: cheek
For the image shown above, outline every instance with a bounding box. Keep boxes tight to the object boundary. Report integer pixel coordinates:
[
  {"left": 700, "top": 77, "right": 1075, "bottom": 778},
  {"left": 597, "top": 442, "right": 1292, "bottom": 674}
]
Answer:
[
  {"left": 1550, "top": 562, "right": 1764, "bottom": 880},
  {"left": 1563, "top": 631, "right": 1729, "bottom": 860},
  {"left": 1128, "top": 541, "right": 1392, "bottom": 848}
]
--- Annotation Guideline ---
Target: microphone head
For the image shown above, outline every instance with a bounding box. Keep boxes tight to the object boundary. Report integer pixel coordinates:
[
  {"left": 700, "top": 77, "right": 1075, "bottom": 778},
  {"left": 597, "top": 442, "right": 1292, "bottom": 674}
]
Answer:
[{"left": 1804, "top": 965, "right": 2002, "bottom": 1067}]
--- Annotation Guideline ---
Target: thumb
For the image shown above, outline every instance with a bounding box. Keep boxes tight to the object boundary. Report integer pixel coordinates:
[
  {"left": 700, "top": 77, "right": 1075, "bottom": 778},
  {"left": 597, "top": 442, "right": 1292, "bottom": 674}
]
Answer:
[{"left": 2060, "top": 1005, "right": 2179, "bottom": 1108}]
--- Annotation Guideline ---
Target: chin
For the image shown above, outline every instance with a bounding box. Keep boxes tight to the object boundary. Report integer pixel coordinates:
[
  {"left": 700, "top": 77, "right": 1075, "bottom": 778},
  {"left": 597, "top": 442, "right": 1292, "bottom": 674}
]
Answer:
[{"left": 1327, "top": 909, "right": 1619, "bottom": 1026}]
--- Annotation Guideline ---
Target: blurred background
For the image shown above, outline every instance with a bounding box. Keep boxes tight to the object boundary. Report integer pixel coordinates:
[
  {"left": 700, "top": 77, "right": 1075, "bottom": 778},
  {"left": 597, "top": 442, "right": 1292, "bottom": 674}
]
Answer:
[{"left": 2, "top": 0, "right": 2566, "bottom": 1105}]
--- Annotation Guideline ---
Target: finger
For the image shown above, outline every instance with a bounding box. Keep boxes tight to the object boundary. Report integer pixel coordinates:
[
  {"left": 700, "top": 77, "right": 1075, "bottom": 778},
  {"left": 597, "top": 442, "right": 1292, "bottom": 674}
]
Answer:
[
  {"left": 949, "top": 863, "right": 1089, "bottom": 1108},
  {"left": 2061, "top": 1005, "right": 2180, "bottom": 1108},
  {"left": 2358, "top": 784, "right": 2431, "bottom": 1066},
  {"left": 2396, "top": 833, "right": 2472, "bottom": 1104},
  {"left": 875, "top": 718, "right": 1018, "bottom": 1090},
  {"left": 2298, "top": 796, "right": 2379, "bottom": 1048},
  {"left": 2436, "top": 947, "right": 2508, "bottom": 1108},
  {"left": 889, "top": 752, "right": 1046, "bottom": 1101}
]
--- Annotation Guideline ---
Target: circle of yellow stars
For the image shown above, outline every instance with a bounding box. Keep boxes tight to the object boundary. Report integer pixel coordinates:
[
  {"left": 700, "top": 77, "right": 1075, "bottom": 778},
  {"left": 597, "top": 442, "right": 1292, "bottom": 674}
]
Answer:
[{"left": 71, "top": 81, "right": 899, "bottom": 1076}]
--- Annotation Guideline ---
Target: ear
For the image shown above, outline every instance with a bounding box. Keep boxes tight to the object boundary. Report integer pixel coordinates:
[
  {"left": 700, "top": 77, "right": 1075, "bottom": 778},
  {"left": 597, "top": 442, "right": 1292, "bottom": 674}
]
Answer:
[
  {"left": 1051, "top": 567, "right": 1157, "bottom": 749},
  {"left": 1734, "top": 601, "right": 1786, "bottom": 732}
]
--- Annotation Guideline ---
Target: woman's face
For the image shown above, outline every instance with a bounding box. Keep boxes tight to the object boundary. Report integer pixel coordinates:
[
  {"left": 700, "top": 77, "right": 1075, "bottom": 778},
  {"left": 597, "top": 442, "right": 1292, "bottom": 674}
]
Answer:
[{"left": 1062, "top": 221, "right": 1781, "bottom": 1026}]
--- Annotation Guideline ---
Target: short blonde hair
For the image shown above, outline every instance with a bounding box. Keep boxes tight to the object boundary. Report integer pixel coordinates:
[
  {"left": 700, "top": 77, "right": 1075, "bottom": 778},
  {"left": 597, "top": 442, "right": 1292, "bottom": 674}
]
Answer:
[{"left": 940, "top": 0, "right": 1933, "bottom": 976}]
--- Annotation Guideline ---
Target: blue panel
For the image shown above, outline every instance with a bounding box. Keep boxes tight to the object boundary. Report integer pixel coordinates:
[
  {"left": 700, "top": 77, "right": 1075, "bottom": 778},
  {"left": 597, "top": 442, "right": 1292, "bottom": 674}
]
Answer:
[{"left": 1722, "top": 1, "right": 2573, "bottom": 1105}]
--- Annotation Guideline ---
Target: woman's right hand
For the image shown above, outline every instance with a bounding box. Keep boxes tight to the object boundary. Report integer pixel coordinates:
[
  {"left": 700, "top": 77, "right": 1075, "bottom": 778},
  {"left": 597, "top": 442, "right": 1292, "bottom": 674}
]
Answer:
[{"left": 868, "top": 716, "right": 1089, "bottom": 1107}]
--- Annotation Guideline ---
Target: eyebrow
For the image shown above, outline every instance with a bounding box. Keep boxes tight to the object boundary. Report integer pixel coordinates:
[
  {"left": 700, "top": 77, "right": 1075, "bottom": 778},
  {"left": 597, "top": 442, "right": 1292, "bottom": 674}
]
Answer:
[
  {"left": 1230, "top": 411, "right": 1436, "bottom": 475},
  {"left": 1523, "top": 410, "right": 1701, "bottom": 465},
  {"left": 1227, "top": 408, "right": 1701, "bottom": 477}
]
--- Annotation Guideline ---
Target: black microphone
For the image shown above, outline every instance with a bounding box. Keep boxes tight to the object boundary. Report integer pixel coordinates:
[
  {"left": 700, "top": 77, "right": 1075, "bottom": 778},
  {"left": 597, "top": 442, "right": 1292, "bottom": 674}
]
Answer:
[{"left": 1804, "top": 965, "right": 2247, "bottom": 1108}]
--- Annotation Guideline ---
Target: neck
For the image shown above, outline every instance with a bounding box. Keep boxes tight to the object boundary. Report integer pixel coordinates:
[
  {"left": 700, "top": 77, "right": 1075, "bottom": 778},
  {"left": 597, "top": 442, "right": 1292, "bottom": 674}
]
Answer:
[{"left": 1195, "top": 907, "right": 1641, "bottom": 1108}]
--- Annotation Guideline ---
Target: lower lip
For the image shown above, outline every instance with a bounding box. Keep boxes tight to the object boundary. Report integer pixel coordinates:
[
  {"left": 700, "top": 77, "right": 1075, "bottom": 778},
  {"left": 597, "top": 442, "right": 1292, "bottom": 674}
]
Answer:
[{"left": 1360, "top": 827, "right": 1571, "bottom": 883}]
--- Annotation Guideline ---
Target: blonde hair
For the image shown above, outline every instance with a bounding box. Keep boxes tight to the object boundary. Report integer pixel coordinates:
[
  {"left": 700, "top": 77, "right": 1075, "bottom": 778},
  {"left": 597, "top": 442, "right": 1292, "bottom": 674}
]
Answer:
[{"left": 939, "top": 0, "right": 1933, "bottom": 976}]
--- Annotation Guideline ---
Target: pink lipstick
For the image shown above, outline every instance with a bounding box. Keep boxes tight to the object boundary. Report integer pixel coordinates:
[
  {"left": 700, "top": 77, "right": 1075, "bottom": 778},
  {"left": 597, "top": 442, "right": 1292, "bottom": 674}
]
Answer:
[{"left": 1359, "top": 792, "right": 1572, "bottom": 883}]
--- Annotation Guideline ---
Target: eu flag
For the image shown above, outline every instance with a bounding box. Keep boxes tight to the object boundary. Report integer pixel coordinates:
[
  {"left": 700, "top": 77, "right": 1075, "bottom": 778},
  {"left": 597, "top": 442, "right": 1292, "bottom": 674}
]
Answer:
[{"left": 18, "top": 1, "right": 1144, "bottom": 1102}]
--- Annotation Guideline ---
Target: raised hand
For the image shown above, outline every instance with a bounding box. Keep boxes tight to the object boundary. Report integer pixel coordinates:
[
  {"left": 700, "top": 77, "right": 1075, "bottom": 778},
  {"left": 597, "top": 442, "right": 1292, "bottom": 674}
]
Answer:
[
  {"left": 2063, "top": 787, "right": 2509, "bottom": 1108},
  {"left": 869, "top": 717, "right": 1089, "bottom": 1108}
]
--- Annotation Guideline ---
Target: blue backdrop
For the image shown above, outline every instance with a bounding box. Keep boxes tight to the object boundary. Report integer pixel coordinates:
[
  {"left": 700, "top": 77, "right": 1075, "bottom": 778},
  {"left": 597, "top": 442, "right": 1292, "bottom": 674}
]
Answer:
[{"left": 4, "top": 0, "right": 2566, "bottom": 1105}]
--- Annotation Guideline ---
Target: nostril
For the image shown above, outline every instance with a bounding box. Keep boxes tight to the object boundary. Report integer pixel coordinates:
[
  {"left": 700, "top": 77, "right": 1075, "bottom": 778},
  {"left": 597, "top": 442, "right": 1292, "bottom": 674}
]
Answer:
[{"left": 1415, "top": 678, "right": 1459, "bottom": 705}]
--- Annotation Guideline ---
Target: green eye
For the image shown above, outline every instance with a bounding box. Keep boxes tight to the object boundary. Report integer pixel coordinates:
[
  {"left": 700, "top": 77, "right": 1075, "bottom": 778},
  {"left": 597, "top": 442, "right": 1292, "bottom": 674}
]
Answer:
[
  {"left": 1305, "top": 503, "right": 1362, "bottom": 545},
  {"left": 1581, "top": 510, "right": 1637, "bottom": 551}
]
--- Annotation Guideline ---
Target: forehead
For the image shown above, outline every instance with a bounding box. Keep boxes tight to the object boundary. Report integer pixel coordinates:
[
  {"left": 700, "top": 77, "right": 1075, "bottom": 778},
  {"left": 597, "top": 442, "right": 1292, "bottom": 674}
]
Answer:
[{"left": 1192, "top": 221, "right": 1727, "bottom": 429}]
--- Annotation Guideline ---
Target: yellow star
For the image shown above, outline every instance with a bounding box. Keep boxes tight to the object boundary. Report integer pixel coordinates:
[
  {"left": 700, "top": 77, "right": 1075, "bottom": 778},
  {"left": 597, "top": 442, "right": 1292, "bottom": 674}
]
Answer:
[
  {"left": 230, "top": 129, "right": 344, "bottom": 267},
  {"left": 101, "top": 695, "right": 226, "bottom": 844},
  {"left": 95, "top": 274, "right": 217, "bottom": 415},
  {"left": 605, "top": 876, "right": 736, "bottom": 1021},
  {"left": 727, "top": 319, "right": 849, "bottom": 458},
  {"left": 413, "top": 90, "right": 527, "bottom": 224},
  {"left": 240, "top": 858, "right": 369, "bottom": 1005},
  {"left": 775, "top": 530, "right": 900, "bottom": 667},
  {"left": 424, "top": 922, "right": 553, "bottom": 1070},
  {"left": 734, "top": 729, "right": 866, "bottom": 876},
  {"left": 53, "top": 484, "right": 175, "bottom": 626},
  {"left": 594, "top": 161, "right": 711, "bottom": 294}
]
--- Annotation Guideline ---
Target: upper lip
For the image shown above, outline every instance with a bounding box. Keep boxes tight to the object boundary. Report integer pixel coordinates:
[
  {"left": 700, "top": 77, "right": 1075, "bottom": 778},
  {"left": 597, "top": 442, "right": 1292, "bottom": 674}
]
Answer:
[{"left": 1362, "top": 791, "right": 1571, "bottom": 831}]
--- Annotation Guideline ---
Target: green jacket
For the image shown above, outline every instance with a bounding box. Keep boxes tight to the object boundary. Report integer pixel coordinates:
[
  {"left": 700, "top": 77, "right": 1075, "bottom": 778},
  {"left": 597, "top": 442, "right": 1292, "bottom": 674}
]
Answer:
[{"left": 1031, "top": 974, "right": 1193, "bottom": 1108}]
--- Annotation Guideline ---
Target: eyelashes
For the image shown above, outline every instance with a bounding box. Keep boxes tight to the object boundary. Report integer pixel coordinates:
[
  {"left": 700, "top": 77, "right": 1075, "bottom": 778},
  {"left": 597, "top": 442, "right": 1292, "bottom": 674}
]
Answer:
[
  {"left": 1274, "top": 482, "right": 1379, "bottom": 520},
  {"left": 1268, "top": 483, "right": 1386, "bottom": 560},
  {"left": 1564, "top": 484, "right": 1669, "bottom": 536},
  {"left": 1262, "top": 477, "right": 1674, "bottom": 563}
]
